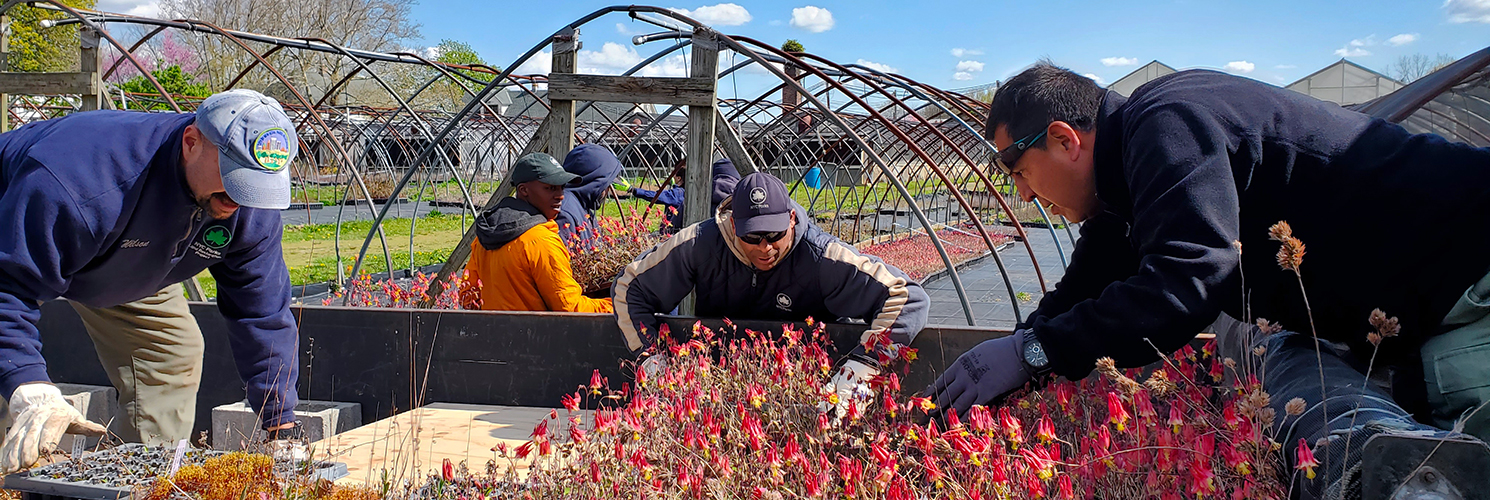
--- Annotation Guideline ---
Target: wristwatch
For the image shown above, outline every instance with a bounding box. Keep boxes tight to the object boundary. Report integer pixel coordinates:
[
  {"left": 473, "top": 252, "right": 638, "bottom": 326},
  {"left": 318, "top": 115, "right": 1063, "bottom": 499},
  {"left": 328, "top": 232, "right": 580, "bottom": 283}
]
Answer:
[{"left": 1020, "top": 329, "right": 1052, "bottom": 374}]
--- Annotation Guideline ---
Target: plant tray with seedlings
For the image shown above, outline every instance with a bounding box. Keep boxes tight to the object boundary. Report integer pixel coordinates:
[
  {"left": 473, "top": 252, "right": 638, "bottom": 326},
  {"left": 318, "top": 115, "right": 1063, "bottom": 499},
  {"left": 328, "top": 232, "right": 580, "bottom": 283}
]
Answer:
[{"left": 4, "top": 444, "right": 348, "bottom": 500}]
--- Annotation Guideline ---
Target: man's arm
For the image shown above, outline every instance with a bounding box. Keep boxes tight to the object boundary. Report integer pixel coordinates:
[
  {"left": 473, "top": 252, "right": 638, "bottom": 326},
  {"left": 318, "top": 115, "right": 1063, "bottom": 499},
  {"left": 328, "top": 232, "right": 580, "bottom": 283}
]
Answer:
[
  {"left": 633, "top": 187, "right": 685, "bottom": 207},
  {"left": 819, "top": 241, "right": 929, "bottom": 348},
  {"left": 0, "top": 162, "right": 101, "bottom": 397},
  {"left": 530, "top": 229, "right": 613, "bottom": 313},
  {"left": 460, "top": 241, "right": 484, "bottom": 309},
  {"left": 209, "top": 219, "right": 298, "bottom": 428},
  {"left": 613, "top": 223, "right": 702, "bottom": 353},
  {"left": 1019, "top": 212, "right": 1140, "bottom": 329},
  {"left": 1033, "top": 102, "right": 1240, "bottom": 378}
]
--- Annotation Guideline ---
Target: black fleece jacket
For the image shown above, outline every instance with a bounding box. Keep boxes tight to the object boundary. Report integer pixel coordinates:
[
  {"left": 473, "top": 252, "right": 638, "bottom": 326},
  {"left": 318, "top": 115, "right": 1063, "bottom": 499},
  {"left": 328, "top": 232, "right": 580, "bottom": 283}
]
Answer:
[{"left": 1028, "top": 70, "right": 1490, "bottom": 390}]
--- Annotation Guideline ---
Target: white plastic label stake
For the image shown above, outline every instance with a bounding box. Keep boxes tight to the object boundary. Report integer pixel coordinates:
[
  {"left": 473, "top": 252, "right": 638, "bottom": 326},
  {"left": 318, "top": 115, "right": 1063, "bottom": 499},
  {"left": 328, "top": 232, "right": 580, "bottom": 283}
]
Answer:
[
  {"left": 70, "top": 438, "right": 85, "bottom": 459},
  {"left": 168, "top": 439, "right": 188, "bottom": 476}
]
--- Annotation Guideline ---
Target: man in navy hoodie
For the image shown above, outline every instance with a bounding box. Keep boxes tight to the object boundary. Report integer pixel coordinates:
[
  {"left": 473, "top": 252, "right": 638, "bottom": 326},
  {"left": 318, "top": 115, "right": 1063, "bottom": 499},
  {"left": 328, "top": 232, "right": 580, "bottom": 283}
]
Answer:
[
  {"left": 0, "top": 89, "right": 303, "bottom": 472},
  {"left": 926, "top": 63, "right": 1490, "bottom": 497},
  {"left": 631, "top": 158, "right": 742, "bottom": 235},
  {"left": 553, "top": 144, "right": 623, "bottom": 247}
]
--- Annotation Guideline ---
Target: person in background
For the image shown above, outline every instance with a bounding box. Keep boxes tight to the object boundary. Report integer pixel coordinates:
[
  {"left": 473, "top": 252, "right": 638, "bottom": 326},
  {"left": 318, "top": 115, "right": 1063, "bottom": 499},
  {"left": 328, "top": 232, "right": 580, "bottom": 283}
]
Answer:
[
  {"left": 554, "top": 144, "right": 623, "bottom": 247},
  {"left": 462, "top": 153, "right": 613, "bottom": 313},
  {"left": 631, "top": 158, "right": 742, "bottom": 234}
]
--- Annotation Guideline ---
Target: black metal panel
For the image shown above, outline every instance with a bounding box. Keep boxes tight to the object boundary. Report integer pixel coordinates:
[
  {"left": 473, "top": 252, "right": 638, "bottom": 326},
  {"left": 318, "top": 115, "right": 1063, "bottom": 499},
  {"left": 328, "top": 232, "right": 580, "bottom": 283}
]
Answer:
[{"left": 37, "top": 302, "right": 1004, "bottom": 439}]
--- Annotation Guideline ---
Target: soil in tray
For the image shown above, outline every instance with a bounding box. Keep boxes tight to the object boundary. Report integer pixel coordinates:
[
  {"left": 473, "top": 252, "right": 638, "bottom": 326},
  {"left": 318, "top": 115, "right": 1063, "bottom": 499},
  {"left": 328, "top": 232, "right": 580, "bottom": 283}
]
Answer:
[{"left": 15, "top": 443, "right": 319, "bottom": 489}]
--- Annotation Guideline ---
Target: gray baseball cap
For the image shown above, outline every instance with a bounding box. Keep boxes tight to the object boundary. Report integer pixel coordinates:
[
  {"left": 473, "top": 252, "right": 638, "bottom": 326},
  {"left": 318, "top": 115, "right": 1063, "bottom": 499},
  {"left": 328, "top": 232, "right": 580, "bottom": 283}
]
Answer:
[{"left": 196, "top": 89, "right": 298, "bottom": 210}]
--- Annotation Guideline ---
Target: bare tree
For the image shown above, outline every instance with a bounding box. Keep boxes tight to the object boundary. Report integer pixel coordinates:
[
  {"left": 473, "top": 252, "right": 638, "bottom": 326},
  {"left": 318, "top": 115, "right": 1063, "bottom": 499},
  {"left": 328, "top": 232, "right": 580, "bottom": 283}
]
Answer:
[
  {"left": 1388, "top": 53, "right": 1458, "bottom": 83},
  {"left": 156, "top": 0, "right": 421, "bottom": 104}
]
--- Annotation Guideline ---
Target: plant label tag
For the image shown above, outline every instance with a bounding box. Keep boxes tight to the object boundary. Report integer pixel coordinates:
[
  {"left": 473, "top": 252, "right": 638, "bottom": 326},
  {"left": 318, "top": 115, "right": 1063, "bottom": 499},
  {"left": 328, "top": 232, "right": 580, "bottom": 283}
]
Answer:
[
  {"left": 70, "top": 438, "right": 85, "bottom": 459},
  {"left": 169, "top": 438, "right": 188, "bottom": 476}
]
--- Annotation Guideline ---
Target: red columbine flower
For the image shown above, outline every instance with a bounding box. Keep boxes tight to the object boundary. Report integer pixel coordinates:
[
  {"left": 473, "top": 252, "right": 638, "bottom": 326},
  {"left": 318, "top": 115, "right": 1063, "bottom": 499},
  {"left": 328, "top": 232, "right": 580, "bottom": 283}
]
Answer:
[
  {"left": 747, "top": 383, "right": 765, "bottom": 408},
  {"left": 743, "top": 412, "right": 766, "bottom": 451},
  {"left": 1036, "top": 413, "right": 1057, "bottom": 444},
  {"left": 1189, "top": 459, "right": 1217, "bottom": 497},
  {"left": 1169, "top": 402, "right": 1185, "bottom": 433},
  {"left": 1025, "top": 471, "right": 1045, "bottom": 498},
  {"left": 882, "top": 392, "right": 898, "bottom": 417},
  {"left": 589, "top": 369, "right": 604, "bottom": 394},
  {"left": 1107, "top": 392, "right": 1131, "bottom": 432},
  {"left": 908, "top": 396, "right": 935, "bottom": 414},
  {"left": 968, "top": 405, "right": 995, "bottom": 434},
  {"left": 1135, "top": 389, "right": 1158, "bottom": 423},
  {"left": 1224, "top": 404, "right": 1243, "bottom": 429},
  {"left": 1210, "top": 358, "right": 1225, "bottom": 382},
  {"left": 1222, "top": 443, "right": 1253, "bottom": 475},
  {"left": 1296, "top": 438, "right": 1320, "bottom": 480},
  {"left": 441, "top": 458, "right": 454, "bottom": 482},
  {"left": 999, "top": 407, "right": 1023, "bottom": 445},
  {"left": 923, "top": 454, "right": 944, "bottom": 487},
  {"left": 562, "top": 392, "right": 580, "bottom": 412},
  {"left": 1058, "top": 475, "right": 1075, "bottom": 499}
]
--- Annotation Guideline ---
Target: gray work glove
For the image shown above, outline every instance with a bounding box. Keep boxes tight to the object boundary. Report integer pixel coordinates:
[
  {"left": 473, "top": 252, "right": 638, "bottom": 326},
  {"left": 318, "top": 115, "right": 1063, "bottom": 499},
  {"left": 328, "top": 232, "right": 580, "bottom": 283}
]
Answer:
[
  {"left": 1, "top": 383, "right": 107, "bottom": 473},
  {"left": 926, "top": 331, "right": 1033, "bottom": 417},
  {"left": 639, "top": 355, "right": 668, "bottom": 381},
  {"left": 265, "top": 423, "right": 309, "bottom": 463}
]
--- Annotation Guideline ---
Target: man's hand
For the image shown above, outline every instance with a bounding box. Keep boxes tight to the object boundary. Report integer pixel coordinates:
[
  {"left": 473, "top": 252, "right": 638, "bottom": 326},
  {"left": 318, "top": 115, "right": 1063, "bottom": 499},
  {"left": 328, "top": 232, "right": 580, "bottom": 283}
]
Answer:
[
  {"left": 264, "top": 422, "right": 307, "bottom": 463},
  {"left": 819, "top": 360, "right": 879, "bottom": 419},
  {"left": 0, "top": 383, "right": 107, "bottom": 473},
  {"left": 639, "top": 355, "right": 668, "bottom": 382},
  {"left": 926, "top": 332, "right": 1032, "bottom": 417}
]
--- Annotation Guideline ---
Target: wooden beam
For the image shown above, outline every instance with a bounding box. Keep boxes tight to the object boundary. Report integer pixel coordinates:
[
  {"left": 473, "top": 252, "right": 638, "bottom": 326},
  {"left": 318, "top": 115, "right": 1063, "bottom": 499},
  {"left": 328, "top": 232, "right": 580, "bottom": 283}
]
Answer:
[
  {"left": 546, "top": 27, "right": 578, "bottom": 159},
  {"left": 714, "top": 113, "right": 757, "bottom": 175},
  {"left": 1, "top": 15, "right": 10, "bottom": 132},
  {"left": 0, "top": 72, "right": 94, "bottom": 96},
  {"left": 547, "top": 74, "right": 716, "bottom": 107},
  {"left": 680, "top": 28, "right": 721, "bottom": 317}
]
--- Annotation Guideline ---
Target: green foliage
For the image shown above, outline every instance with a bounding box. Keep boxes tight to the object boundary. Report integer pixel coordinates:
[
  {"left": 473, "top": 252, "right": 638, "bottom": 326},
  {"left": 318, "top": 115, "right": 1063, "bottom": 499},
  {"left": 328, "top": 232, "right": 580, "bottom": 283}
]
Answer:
[
  {"left": 434, "top": 39, "right": 490, "bottom": 80},
  {"left": 5, "top": 0, "right": 98, "bottom": 73},
  {"left": 115, "top": 66, "right": 212, "bottom": 109},
  {"left": 781, "top": 39, "right": 804, "bottom": 53}
]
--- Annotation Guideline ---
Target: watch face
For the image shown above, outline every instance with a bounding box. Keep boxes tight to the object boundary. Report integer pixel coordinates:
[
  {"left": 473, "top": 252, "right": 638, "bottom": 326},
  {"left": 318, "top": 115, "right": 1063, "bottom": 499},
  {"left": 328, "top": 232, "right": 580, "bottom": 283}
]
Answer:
[{"left": 1024, "top": 339, "right": 1049, "bottom": 368}]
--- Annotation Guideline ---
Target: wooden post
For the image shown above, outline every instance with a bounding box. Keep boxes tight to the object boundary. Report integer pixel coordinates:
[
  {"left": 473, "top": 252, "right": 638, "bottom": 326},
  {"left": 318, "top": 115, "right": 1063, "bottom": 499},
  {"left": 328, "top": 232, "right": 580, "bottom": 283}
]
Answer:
[
  {"left": 1, "top": 15, "right": 10, "bottom": 132},
  {"left": 547, "top": 27, "right": 578, "bottom": 159},
  {"left": 714, "top": 113, "right": 756, "bottom": 175},
  {"left": 680, "top": 28, "right": 720, "bottom": 316},
  {"left": 78, "top": 26, "right": 100, "bottom": 111}
]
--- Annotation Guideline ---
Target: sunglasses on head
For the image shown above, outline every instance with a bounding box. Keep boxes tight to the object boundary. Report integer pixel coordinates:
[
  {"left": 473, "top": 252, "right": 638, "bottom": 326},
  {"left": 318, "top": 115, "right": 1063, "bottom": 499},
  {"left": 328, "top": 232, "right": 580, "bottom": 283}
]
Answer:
[
  {"left": 740, "top": 230, "right": 788, "bottom": 245},
  {"left": 992, "top": 129, "right": 1047, "bottom": 176}
]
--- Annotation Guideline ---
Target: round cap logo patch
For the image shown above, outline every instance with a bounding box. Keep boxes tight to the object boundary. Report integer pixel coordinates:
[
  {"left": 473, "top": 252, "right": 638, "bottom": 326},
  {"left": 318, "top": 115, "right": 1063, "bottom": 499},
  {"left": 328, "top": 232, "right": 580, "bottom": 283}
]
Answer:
[
  {"left": 775, "top": 293, "right": 792, "bottom": 308},
  {"left": 203, "top": 226, "right": 233, "bottom": 249},
  {"left": 253, "top": 129, "right": 291, "bottom": 171},
  {"left": 749, "top": 187, "right": 767, "bottom": 205}
]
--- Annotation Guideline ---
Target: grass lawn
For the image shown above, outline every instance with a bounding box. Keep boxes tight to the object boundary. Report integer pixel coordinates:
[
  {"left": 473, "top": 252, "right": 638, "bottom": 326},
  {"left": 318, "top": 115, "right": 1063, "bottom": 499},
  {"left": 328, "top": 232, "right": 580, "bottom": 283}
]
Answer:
[{"left": 193, "top": 212, "right": 472, "bottom": 298}]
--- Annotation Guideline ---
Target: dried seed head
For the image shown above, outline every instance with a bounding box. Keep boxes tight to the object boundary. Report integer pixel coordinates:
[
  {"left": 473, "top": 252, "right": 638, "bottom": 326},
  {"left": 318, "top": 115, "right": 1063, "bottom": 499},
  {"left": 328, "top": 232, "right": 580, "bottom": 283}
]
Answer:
[
  {"left": 1268, "top": 221, "right": 1293, "bottom": 242},
  {"left": 1252, "top": 345, "right": 1268, "bottom": 356},
  {"left": 1145, "top": 370, "right": 1177, "bottom": 398},
  {"left": 1233, "top": 240, "right": 1243, "bottom": 254},
  {"left": 1285, "top": 398, "right": 1306, "bottom": 416},
  {"left": 1095, "top": 357, "right": 1119, "bottom": 378},
  {"left": 1256, "top": 318, "right": 1283, "bottom": 335},
  {"left": 1223, "top": 358, "right": 1237, "bottom": 369},
  {"left": 1369, "top": 308, "right": 1400, "bottom": 339},
  {"left": 1275, "top": 236, "right": 1305, "bottom": 273},
  {"left": 1367, "top": 332, "right": 1383, "bottom": 346}
]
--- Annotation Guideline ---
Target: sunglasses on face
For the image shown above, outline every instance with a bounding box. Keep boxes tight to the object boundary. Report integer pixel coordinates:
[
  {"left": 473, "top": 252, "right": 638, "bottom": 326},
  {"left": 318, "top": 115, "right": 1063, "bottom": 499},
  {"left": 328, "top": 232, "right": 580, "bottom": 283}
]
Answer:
[
  {"left": 992, "top": 129, "right": 1048, "bottom": 176},
  {"left": 740, "top": 230, "right": 788, "bottom": 245}
]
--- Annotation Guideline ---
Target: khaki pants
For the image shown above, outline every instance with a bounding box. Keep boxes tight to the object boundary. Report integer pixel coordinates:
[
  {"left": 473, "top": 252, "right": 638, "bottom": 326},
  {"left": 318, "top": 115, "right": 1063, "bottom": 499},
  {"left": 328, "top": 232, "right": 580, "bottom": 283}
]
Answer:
[{"left": 68, "top": 283, "right": 203, "bottom": 445}]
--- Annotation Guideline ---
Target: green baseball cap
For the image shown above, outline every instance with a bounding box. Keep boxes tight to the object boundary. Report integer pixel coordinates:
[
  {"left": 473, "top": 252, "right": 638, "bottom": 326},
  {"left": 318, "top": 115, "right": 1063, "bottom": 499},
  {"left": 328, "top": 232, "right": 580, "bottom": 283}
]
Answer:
[{"left": 509, "top": 153, "right": 580, "bottom": 186}]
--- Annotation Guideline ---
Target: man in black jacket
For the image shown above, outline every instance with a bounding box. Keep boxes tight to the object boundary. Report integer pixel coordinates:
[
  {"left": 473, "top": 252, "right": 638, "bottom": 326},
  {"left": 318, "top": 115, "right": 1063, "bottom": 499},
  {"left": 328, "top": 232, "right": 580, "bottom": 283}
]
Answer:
[{"left": 927, "top": 63, "right": 1490, "bottom": 496}]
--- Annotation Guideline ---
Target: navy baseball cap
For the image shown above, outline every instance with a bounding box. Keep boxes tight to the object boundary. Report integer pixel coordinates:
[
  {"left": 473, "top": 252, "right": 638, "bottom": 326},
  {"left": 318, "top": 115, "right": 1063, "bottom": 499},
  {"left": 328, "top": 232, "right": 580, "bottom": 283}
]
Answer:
[
  {"left": 731, "top": 173, "right": 792, "bottom": 237},
  {"left": 509, "top": 153, "right": 580, "bottom": 186},
  {"left": 196, "top": 89, "right": 298, "bottom": 210}
]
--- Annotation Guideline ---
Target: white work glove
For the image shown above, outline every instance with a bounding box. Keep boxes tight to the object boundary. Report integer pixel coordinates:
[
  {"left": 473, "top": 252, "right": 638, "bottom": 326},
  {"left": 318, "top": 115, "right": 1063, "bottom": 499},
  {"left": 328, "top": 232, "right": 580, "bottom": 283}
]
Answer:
[
  {"left": 1, "top": 383, "right": 107, "bottom": 473},
  {"left": 639, "top": 355, "right": 668, "bottom": 381},
  {"left": 818, "top": 360, "right": 880, "bottom": 420},
  {"left": 265, "top": 424, "right": 309, "bottom": 463}
]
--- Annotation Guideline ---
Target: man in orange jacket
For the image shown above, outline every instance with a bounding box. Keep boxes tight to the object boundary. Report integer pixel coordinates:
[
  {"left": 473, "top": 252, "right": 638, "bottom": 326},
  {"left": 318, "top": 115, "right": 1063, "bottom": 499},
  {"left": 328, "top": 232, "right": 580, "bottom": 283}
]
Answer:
[{"left": 461, "top": 153, "right": 613, "bottom": 313}]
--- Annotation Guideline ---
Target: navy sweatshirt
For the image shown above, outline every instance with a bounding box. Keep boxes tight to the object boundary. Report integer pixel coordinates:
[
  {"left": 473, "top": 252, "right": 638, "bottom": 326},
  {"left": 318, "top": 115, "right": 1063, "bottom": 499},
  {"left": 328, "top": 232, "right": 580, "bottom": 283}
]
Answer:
[
  {"left": 1026, "top": 71, "right": 1490, "bottom": 395},
  {"left": 0, "top": 111, "right": 298, "bottom": 427},
  {"left": 614, "top": 199, "right": 929, "bottom": 355},
  {"left": 555, "top": 144, "right": 622, "bottom": 246}
]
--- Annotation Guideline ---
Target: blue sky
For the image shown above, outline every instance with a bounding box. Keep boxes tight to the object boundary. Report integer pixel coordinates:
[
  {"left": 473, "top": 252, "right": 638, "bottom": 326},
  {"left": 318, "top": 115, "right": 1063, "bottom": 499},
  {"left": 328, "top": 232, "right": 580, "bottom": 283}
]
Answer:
[{"left": 397, "top": 0, "right": 1487, "bottom": 92}]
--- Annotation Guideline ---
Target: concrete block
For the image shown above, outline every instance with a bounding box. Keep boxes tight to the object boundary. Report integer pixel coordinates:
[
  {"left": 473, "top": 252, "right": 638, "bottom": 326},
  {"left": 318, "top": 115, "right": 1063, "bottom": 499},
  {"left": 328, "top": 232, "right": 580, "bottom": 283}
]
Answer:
[
  {"left": 55, "top": 383, "right": 118, "bottom": 451},
  {"left": 211, "top": 400, "right": 361, "bottom": 451}
]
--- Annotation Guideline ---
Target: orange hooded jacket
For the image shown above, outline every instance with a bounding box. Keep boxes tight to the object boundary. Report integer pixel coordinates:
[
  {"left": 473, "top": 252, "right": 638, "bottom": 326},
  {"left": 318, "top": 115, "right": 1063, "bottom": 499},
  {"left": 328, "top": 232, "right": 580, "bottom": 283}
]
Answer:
[{"left": 461, "top": 198, "right": 612, "bottom": 313}]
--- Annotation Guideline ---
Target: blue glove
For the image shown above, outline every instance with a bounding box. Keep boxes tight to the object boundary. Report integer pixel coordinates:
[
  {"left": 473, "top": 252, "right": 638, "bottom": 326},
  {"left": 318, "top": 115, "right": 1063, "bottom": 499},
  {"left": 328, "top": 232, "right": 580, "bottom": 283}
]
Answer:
[{"left": 927, "top": 330, "right": 1033, "bottom": 416}]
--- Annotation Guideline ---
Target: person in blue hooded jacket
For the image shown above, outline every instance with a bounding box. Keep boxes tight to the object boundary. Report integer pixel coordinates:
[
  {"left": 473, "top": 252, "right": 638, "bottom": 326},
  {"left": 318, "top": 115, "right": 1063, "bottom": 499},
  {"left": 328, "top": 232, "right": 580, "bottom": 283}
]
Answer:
[
  {"left": 631, "top": 158, "right": 742, "bottom": 235},
  {"left": 0, "top": 90, "right": 305, "bottom": 472},
  {"left": 553, "top": 144, "right": 623, "bottom": 247}
]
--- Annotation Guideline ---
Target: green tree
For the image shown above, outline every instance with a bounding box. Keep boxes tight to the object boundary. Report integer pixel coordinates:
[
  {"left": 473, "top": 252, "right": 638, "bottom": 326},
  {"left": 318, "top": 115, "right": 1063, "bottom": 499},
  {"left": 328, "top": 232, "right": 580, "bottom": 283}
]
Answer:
[
  {"left": 781, "top": 39, "right": 804, "bottom": 53},
  {"left": 5, "top": 0, "right": 98, "bottom": 72},
  {"left": 115, "top": 66, "right": 212, "bottom": 110},
  {"left": 422, "top": 39, "right": 499, "bottom": 111}
]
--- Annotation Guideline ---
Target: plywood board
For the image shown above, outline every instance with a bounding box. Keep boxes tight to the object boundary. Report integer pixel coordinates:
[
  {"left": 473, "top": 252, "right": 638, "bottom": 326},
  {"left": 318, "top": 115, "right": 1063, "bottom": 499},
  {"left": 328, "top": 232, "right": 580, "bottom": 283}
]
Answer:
[{"left": 311, "top": 403, "right": 560, "bottom": 486}]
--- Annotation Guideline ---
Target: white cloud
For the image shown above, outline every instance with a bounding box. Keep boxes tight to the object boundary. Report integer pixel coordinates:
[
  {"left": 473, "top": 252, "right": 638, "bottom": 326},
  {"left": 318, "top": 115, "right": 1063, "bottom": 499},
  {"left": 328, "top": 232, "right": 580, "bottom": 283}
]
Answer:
[
  {"left": 1275, "top": 64, "right": 1298, "bottom": 69},
  {"left": 1101, "top": 57, "right": 1139, "bottom": 67},
  {"left": 1083, "top": 73, "right": 1106, "bottom": 85},
  {"left": 670, "top": 3, "right": 752, "bottom": 26},
  {"left": 99, "top": 0, "right": 159, "bottom": 16},
  {"left": 418, "top": 46, "right": 442, "bottom": 60},
  {"left": 955, "top": 60, "right": 985, "bottom": 72},
  {"left": 1223, "top": 61, "right": 1255, "bottom": 73},
  {"left": 1387, "top": 33, "right": 1420, "bottom": 46},
  {"left": 579, "top": 42, "right": 643, "bottom": 73},
  {"left": 616, "top": 23, "right": 640, "bottom": 36},
  {"left": 1350, "top": 35, "right": 1378, "bottom": 47},
  {"left": 856, "top": 59, "right": 898, "bottom": 74},
  {"left": 950, "top": 48, "right": 984, "bottom": 58},
  {"left": 1334, "top": 46, "right": 1371, "bottom": 57},
  {"left": 514, "top": 50, "right": 552, "bottom": 76},
  {"left": 1445, "top": 0, "right": 1490, "bottom": 23},
  {"left": 790, "top": 6, "right": 835, "bottom": 32},
  {"left": 952, "top": 72, "right": 974, "bottom": 81}
]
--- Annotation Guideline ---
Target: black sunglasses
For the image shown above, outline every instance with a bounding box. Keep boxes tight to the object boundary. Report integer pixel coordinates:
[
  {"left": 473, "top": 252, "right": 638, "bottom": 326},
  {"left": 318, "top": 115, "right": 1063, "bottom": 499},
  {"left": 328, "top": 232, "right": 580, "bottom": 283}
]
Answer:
[
  {"left": 740, "top": 230, "right": 788, "bottom": 245},
  {"left": 992, "top": 129, "right": 1048, "bottom": 176}
]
